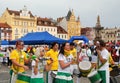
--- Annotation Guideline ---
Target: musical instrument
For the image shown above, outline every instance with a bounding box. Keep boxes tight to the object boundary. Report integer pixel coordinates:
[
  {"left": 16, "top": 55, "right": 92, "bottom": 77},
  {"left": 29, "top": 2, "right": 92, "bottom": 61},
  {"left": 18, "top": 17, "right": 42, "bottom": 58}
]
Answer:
[
  {"left": 87, "top": 71, "right": 102, "bottom": 83},
  {"left": 16, "top": 73, "right": 31, "bottom": 83},
  {"left": 79, "top": 61, "right": 92, "bottom": 77},
  {"left": 50, "top": 71, "right": 57, "bottom": 78}
]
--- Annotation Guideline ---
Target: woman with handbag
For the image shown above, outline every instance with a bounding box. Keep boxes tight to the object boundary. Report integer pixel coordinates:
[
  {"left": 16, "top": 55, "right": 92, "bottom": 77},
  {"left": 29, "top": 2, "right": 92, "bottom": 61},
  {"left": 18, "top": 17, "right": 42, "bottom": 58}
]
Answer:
[{"left": 55, "top": 42, "right": 74, "bottom": 83}]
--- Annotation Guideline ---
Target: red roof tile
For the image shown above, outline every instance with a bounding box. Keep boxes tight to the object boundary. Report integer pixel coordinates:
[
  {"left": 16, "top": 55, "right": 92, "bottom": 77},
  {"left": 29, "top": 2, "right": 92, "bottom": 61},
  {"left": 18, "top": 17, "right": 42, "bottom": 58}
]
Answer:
[
  {"left": 37, "top": 17, "right": 55, "bottom": 26},
  {"left": 7, "top": 8, "right": 34, "bottom": 17},
  {"left": 0, "top": 23, "right": 11, "bottom": 28}
]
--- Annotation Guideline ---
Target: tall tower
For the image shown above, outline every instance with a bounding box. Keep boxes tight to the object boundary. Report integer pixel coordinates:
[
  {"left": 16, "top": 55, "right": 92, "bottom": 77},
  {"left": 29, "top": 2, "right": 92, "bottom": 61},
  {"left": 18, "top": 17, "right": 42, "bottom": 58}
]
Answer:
[
  {"left": 94, "top": 15, "right": 104, "bottom": 41},
  {"left": 95, "top": 15, "right": 101, "bottom": 27}
]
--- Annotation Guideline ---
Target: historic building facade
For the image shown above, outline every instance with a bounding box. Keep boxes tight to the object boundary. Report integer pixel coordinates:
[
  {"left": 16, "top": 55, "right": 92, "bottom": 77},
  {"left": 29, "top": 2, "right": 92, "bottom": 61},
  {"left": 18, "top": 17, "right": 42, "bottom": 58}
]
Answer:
[
  {"left": 57, "top": 26, "right": 68, "bottom": 40},
  {"left": 0, "top": 23, "right": 12, "bottom": 41},
  {"left": 0, "top": 6, "right": 37, "bottom": 40},
  {"left": 101, "top": 28, "right": 119, "bottom": 42},
  {"left": 81, "top": 27, "right": 95, "bottom": 41},
  {"left": 57, "top": 9, "right": 81, "bottom": 39},
  {"left": 116, "top": 29, "right": 120, "bottom": 42},
  {"left": 37, "top": 17, "right": 58, "bottom": 37}
]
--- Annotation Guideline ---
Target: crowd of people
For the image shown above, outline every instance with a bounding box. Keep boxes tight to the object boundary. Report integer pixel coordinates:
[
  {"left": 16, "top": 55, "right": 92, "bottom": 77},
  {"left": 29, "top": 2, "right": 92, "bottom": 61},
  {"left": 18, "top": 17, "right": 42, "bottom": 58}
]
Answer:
[{"left": 0, "top": 40, "right": 120, "bottom": 83}]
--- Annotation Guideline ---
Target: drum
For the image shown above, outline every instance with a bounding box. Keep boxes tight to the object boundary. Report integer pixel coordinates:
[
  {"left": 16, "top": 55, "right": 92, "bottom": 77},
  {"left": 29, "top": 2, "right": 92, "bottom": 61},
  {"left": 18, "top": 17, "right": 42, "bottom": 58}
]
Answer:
[
  {"left": 16, "top": 73, "right": 31, "bottom": 83},
  {"left": 50, "top": 71, "right": 57, "bottom": 78},
  {"left": 87, "top": 71, "right": 102, "bottom": 83},
  {"left": 79, "top": 61, "right": 92, "bottom": 77}
]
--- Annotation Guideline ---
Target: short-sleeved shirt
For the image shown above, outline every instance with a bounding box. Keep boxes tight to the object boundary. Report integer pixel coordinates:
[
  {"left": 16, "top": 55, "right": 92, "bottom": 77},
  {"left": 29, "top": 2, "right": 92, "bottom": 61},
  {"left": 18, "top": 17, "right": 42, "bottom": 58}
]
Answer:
[
  {"left": 31, "top": 60, "right": 43, "bottom": 78},
  {"left": 99, "top": 49, "right": 109, "bottom": 70},
  {"left": 10, "top": 49, "right": 27, "bottom": 73},
  {"left": 45, "top": 49, "right": 58, "bottom": 70},
  {"left": 58, "top": 53, "right": 73, "bottom": 73}
]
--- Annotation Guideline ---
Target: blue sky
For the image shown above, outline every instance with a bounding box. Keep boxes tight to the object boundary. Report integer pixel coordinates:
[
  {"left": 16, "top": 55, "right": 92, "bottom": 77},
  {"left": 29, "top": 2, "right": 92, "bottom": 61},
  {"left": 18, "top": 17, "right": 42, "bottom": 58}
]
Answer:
[{"left": 0, "top": 0, "right": 120, "bottom": 27}]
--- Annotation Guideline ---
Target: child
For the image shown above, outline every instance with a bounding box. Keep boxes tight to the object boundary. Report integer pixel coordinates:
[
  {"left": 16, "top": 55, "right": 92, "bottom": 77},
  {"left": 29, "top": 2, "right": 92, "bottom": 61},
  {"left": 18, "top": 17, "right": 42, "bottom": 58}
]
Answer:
[{"left": 30, "top": 55, "right": 44, "bottom": 83}]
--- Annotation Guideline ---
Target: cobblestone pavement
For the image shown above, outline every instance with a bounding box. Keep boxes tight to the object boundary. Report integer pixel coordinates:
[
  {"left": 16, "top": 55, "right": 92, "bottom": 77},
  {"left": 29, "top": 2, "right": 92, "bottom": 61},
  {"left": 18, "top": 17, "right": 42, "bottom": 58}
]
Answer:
[
  {"left": 0, "top": 64, "right": 10, "bottom": 83},
  {"left": 0, "top": 63, "right": 31, "bottom": 83}
]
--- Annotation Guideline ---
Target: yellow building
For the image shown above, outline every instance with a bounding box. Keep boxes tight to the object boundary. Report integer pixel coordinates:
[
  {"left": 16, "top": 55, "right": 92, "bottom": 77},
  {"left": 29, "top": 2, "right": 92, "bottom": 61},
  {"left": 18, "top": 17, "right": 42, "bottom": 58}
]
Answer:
[
  {"left": 0, "top": 6, "right": 37, "bottom": 40},
  {"left": 57, "top": 9, "right": 81, "bottom": 39}
]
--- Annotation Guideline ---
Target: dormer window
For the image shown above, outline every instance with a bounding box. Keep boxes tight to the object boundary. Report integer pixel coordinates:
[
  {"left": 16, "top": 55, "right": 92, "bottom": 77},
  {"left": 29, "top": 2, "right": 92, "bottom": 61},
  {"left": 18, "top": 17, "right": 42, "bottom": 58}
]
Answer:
[
  {"left": 38, "top": 21, "right": 41, "bottom": 25},
  {"left": 45, "top": 22, "right": 47, "bottom": 25},
  {"left": 51, "top": 23, "right": 53, "bottom": 25}
]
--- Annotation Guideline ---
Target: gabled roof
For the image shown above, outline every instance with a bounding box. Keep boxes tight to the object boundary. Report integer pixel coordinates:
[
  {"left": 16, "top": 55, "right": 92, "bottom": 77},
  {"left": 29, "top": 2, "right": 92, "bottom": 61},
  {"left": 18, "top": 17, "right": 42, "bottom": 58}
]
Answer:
[
  {"left": 57, "top": 26, "right": 67, "bottom": 34},
  {"left": 6, "top": 8, "right": 34, "bottom": 17},
  {"left": 0, "top": 23, "right": 11, "bottom": 28}
]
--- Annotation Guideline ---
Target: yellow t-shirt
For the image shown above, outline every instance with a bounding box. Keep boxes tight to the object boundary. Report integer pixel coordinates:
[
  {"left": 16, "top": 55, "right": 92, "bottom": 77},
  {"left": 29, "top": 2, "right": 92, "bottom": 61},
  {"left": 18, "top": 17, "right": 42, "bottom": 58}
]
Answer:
[
  {"left": 45, "top": 49, "right": 58, "bottom": 71},
  {"left": 70, "top": 48, "right": 77, "bottom": 58},
  {"left": 10, "top": 49, "right": 27, "bottom": 73}
]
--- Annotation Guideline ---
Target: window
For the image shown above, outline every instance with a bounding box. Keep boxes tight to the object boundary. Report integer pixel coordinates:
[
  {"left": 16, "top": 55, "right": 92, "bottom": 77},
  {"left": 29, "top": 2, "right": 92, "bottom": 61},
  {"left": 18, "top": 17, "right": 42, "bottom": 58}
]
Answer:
[
  {"left": 41, "top": 28, "right": 43, "bottom": 31},
  {"left": 17, "top": 21, "right": 19, "bottom": 25},
  {"left": 65, "top": 35, "right": 66, "bottom": 38},
  {"left": 62, "top": 35, "right": 63, "bottom": 38},
  {"left": 51, "top": 28, "right": 52, "bottom": 31},
  {"left": 38, "top": 27, "right": 40, "bottom": 31},
  {"left": 54, "top": 29, "right": 55, "bottom": 32},
  {"left": 24, "top": 29, "right": 26, "bottom": 33},
  {"left": 14, "top": 21, "right": 16, "bottom": 25},
  {"left": 48, "top": 28, "right": 49, "bottom": 31},
  {"left": 15, "top": 36, "right": 19, "bottom": 39},
  {"left": 39, "top": 21, "right": 41, "bottom": 25},
  {"left": 1, "top": 28, "right": 3, "bottom": 30},
  {"left": 21, "top": 29, "right": 23, "bottom": 33},
  {"left": 21, "top": 21, "right": 23, "bottom": 26},
  {"left": 59, "top": 35, "right": 60, "bottom": 38},
  {"left": 15, "top": 28, "right": 18, "bottom": 35},
  {"left": 45, "top": 22, "right": 47, "bottom": 25},
  {"left": 33, "top": 23, "right": 34, "bottom": 27},
  {"left": 1, "top": 33, "right": 4, "bottom": 37}
]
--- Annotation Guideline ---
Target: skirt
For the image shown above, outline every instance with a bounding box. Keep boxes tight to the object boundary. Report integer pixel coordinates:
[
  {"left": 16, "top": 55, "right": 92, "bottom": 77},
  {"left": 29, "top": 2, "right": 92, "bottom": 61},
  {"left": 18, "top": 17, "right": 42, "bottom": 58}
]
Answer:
[
  {"left": 30, "top": 78, "right": 44, "bottom": 83},
  {"left": 55, "top": 72, "right": 73, "bottom": 83}
]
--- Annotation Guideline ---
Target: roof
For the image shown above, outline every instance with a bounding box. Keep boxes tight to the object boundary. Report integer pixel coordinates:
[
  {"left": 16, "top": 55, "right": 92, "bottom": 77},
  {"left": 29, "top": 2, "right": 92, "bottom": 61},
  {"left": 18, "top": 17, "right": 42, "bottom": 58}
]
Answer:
[
  {"left": 57, "top": 26, "right": 67, "bottom": 34},
  {"left": 0, "top": 23, "right": 11, "bottom": 28},
  {"left": 37, "top": 17, "right": 55, "bottom": 26},
  {"left": 7, "top": 8, "right": 34, "bottom": 17},
  {"left": 66, "top": 10, "right": 72, "bottom": 21},
  {"left": 57, "top": 17, "right": 64, "bottom": 23},
  {"left": 81, "top": 27, "right": 93, "bottom": 35}
]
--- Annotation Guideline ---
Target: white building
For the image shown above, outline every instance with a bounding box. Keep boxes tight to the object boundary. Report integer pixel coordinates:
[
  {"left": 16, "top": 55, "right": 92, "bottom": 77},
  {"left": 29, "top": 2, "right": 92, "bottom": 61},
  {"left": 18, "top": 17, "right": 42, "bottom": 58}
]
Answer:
[
  {"left": 37, "top": 17, "right": 58, "bottom": 37},
  {"left": 57, "top": 26, "right": 68, "bottom": 40}
]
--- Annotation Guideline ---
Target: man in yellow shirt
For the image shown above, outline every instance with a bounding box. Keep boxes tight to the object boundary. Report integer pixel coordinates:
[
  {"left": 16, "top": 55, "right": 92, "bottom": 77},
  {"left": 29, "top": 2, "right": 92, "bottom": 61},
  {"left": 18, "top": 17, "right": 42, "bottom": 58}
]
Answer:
[
  {"left": 10, "top": 40, "right": 31, "bottom": 83},
  {"left": 45, "top": 42, "right": 59, "bottom": 83}
]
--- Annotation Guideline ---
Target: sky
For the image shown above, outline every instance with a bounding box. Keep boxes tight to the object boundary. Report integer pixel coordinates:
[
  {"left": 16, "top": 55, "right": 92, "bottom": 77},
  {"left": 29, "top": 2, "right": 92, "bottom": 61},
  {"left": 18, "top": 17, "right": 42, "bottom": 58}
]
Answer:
[{"left": 0, "top": 0, "right": 120, "bottom": 28}]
